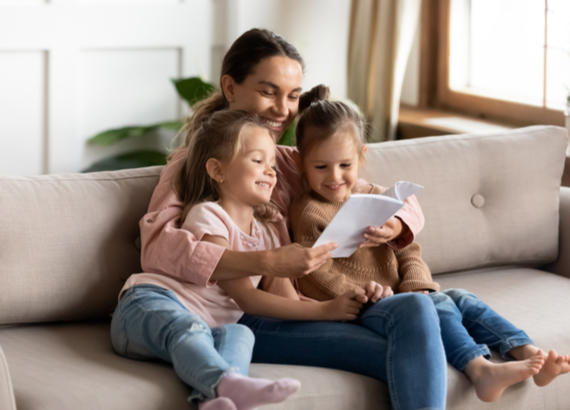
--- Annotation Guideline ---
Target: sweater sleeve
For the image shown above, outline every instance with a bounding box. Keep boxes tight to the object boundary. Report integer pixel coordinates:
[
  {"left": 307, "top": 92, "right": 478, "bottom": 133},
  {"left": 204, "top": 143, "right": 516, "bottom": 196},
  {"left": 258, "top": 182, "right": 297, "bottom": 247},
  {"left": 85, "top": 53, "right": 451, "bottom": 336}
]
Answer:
[
  {"left": 290, "top": 197, "right": 363, "bottom": 301},
  {"left": 394, "top": 242, "right": 440, "bottom": 292},
  {"left": 354, "top": 180, "right": 423, "bottom": 249},
  {"left": 139, "top": 151, "right": 225, "bottom": 287}
]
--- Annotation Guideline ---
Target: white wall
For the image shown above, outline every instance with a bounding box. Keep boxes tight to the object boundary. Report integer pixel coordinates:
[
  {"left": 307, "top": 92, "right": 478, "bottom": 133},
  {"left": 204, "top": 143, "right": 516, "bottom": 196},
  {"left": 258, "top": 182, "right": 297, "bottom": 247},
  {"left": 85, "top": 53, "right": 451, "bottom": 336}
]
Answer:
[
  {"left": 214, "top": 0, "right": 351, "bottom": 99},
  {"left": 0, "top": 0, "right": 212, "bottom": 175},
  {"left": 0, "top": 0, "right": 351, "bottom": 175}
]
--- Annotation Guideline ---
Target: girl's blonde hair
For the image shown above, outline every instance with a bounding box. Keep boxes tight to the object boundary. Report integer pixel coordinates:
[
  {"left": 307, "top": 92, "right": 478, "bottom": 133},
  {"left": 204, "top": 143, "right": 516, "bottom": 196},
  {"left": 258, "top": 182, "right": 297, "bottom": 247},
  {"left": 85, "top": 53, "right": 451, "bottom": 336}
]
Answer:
[
  {"left": 175, "top": 109, "right": 269, "bottom": 223},
  {"left": 296, "top": 85, "right": 366, "bottom": 161}
]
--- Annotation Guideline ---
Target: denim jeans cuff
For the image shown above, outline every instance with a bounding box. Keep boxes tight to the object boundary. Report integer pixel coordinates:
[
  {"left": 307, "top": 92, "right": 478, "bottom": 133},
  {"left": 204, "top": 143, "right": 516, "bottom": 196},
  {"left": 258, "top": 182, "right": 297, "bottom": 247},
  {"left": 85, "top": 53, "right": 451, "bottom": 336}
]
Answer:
[
  {"left": 498, "top": 336, "right": 534, "bottom": 359},
  {"left": 453, "top": 345, "right": 491, "bottom": 372}
]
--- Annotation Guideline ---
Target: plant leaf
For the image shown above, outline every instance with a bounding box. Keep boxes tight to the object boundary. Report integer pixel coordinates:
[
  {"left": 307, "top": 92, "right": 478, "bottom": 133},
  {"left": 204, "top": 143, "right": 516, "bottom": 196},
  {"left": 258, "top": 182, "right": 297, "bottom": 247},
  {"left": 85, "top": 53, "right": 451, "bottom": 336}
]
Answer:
[
  {"left": 155, "top": 120, "right": 184, "bottom": 132},
  {"left": 172, "top": 77, "right": 216, "bottom": 106},
  {"left": 81, "top": 150, "right": 167, "bottom": 172},
  {"left": 87, "top": 121, "right": 182, "bottom": 146},
  {"left": 278, "top": 121, "right": 297, "bottom": 146}
]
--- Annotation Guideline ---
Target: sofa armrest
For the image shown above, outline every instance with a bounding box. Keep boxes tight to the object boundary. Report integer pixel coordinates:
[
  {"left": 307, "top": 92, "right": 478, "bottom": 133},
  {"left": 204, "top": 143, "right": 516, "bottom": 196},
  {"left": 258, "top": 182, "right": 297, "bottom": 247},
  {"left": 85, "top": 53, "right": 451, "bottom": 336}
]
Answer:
[
  {"left": 546, "top": 187, "right": 570, "bottom": 278},
  {"left": 0, "top": 345, "right": 16, "bottom": 410}
]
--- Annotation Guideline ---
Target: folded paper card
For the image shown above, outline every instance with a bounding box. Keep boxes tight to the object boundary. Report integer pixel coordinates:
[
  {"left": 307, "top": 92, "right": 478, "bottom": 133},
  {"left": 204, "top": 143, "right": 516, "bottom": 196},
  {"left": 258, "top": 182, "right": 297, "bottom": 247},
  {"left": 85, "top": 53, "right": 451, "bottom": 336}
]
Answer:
[{"left": 313, "top": 181, "right": 423, "bottom": 258}]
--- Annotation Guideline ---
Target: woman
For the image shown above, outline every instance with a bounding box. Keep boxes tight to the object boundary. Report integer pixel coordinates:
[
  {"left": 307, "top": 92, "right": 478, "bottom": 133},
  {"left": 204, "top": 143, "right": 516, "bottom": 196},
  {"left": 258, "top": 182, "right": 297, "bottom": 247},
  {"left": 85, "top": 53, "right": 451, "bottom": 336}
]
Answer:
[{"left": 137, "top": 28, "right": 447, "bottom": 410}]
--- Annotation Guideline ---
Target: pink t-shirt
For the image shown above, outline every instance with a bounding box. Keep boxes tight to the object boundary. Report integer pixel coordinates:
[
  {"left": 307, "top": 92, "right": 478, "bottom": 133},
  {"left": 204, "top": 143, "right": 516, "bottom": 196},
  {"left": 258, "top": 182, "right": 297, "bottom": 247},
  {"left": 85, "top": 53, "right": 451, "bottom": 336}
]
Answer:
[
  {"left": 138, "top": 145, "right": 424, "bottom": 287},
  {"left": 122, "top": 201, "right": 290, "bottom": 327}
]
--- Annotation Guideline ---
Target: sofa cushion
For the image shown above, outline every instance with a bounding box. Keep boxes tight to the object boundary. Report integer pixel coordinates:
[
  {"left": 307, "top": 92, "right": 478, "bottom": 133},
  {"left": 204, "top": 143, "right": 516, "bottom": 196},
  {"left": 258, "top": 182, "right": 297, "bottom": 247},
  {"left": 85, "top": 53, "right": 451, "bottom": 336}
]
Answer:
[
  {"left": 0, "top": 322, "right": 387, "bottom": 410},
  {"left": 436, "top": 266, "right": 570, "bottom": 409},
  {"left": 1, "top": 265, "right": 569, "bottom": 410},
  {"left": 361, "top": 126, "right": 568, "bottom": 275},
  {"left": 0, "top": 167, "right": 161, "bottom": 325}
]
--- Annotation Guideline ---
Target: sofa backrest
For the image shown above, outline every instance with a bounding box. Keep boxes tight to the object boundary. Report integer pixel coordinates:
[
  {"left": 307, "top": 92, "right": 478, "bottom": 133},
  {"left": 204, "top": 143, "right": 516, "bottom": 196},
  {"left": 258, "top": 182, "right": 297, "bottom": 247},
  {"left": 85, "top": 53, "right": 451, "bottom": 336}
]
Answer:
[
  {"left": 360, "top": 125, "right": 568, "bottom": 275},
  {"left": 0, "top": 167, "right": 161, "bottom": 325},
  {"left": 1, "top": 126, "right": 566, "bottom": 325}
]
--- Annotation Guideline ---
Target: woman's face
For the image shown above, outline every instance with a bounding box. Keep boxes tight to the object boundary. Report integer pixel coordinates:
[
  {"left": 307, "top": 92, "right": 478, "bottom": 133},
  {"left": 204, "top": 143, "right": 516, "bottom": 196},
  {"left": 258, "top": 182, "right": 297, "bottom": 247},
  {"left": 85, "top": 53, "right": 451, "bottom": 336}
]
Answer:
[{"left": 223, "top": 56, "right": 303, "bottom": 142}]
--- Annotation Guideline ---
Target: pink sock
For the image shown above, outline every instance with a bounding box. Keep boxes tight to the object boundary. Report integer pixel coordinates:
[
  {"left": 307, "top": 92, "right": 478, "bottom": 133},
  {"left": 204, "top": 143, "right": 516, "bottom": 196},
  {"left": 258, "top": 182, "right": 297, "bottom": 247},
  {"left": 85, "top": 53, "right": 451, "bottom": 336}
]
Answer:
[
  {"left": 217, "top": 373, "right": 301, "bottom": 410},
  {"left": 198, "top": 396, "right": 237, "bottom": 410}
]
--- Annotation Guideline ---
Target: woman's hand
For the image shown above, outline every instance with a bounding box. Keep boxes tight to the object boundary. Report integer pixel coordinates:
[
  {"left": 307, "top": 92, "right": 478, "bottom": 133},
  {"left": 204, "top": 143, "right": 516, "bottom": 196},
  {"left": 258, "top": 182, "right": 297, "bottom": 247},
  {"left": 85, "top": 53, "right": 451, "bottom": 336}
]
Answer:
[
  {"left": 364, "top": 281, "right": 394, "bottom": 303},
  {"left": 320, "top": 289, "right": 366, "bottom": 320},
  {"left": 358, "top": 217, "right": 403, "bottom": 248},
  {"left": 264, "top": 242, "right": 337, "bottom": 278}
]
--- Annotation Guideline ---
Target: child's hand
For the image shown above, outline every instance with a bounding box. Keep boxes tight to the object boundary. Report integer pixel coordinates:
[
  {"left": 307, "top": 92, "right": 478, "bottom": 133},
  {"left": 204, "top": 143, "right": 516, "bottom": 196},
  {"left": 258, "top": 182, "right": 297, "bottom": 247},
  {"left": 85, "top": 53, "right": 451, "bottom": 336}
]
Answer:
[
  {"left": 266, "top": 242, "right": 337, "bottom": 278},
  {"left": 364, "top": 281, "right": 393, "bottom": 303},
  {"left": 321, "top": 289, "right": 366, "bottom": 321},
  {"left": 358, "top": 217, "right": 403, "bottom": 248}
]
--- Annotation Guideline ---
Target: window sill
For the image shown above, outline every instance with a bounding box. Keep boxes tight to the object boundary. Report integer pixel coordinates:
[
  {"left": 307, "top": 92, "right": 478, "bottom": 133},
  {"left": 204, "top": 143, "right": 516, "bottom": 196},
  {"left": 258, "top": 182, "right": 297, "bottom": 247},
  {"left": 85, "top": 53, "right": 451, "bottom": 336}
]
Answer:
[{"left": 397, "top": 105, "right": 515, "bottom": 139}]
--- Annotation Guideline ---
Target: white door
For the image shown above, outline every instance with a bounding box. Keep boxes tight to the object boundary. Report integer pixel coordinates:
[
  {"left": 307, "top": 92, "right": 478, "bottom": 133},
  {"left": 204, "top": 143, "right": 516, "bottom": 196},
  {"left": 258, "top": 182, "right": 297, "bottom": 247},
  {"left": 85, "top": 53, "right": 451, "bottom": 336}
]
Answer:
[{"left": 0, "top": 0, "right": 211, "bottom": 175}]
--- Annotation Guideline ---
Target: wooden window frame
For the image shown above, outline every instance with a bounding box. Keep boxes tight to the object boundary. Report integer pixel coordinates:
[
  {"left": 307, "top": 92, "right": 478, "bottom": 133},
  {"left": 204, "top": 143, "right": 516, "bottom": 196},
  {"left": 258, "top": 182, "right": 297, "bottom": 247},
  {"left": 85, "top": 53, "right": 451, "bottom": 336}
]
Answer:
[{"left": 420, "top": 0, "right": 564, "bottom": 127}]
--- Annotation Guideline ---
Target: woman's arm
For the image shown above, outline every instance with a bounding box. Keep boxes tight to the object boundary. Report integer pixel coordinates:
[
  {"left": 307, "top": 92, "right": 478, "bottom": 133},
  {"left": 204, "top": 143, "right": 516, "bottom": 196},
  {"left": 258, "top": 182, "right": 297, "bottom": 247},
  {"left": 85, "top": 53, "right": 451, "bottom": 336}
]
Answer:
[{"left": 215, "top": 242, "right": 337, "bottom": 281}]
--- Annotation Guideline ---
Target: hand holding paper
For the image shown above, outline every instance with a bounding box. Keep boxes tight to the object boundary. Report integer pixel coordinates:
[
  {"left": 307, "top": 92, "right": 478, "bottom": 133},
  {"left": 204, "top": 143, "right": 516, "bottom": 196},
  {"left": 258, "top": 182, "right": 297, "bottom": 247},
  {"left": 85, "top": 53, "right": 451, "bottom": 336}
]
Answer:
[{"left": 312, "top": 181, "right": 422, "bottom": 258}]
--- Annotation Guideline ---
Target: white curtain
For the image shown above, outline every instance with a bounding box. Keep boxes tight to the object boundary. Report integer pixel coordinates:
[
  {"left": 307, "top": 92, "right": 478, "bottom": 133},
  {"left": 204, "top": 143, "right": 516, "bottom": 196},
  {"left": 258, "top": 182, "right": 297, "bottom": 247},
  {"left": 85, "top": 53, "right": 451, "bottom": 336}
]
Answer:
[{"left": 347, "top": 0, "right": 422, "bottom": 141}]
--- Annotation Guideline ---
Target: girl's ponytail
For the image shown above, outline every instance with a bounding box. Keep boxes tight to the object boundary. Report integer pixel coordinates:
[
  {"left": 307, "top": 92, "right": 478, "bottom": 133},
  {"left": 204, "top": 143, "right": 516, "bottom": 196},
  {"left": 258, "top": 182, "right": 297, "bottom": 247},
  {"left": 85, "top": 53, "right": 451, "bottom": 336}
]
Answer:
[{"left": 298, "top": 84, "right": 330, "bottom": 113}]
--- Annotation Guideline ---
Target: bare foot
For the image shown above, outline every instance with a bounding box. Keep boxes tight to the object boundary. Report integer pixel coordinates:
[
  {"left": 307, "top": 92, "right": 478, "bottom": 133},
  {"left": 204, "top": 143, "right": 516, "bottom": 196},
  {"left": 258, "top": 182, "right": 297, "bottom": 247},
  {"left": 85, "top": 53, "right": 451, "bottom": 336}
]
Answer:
[
  {"left": 466, "top": 355, "right": 545, "bottom": 402},
  {"left": 534, "top": 350, "right": 570, "bottom": 386}
]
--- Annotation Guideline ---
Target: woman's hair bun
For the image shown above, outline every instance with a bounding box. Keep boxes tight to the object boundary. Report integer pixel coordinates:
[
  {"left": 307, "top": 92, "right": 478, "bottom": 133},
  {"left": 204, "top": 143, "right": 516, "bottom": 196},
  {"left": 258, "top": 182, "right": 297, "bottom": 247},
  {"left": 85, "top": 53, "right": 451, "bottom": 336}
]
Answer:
[{"left": 299, "top": 84, "right": 330, "bottom": 112}]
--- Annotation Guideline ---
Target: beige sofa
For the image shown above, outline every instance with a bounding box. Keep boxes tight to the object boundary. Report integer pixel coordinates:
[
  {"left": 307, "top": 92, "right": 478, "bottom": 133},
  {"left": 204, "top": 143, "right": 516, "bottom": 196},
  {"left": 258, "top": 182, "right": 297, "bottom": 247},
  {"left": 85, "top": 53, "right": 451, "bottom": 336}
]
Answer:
[{"left": 1, "top": 125, "right": 570, "bottom": 410}]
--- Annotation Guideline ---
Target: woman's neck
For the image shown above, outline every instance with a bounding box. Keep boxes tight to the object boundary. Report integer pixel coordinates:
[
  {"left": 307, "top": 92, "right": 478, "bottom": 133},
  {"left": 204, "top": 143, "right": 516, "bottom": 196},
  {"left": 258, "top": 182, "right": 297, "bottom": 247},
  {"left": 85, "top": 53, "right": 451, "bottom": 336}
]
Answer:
[{"left": 218, "top": 198, "right": 255, "bottom": 235}]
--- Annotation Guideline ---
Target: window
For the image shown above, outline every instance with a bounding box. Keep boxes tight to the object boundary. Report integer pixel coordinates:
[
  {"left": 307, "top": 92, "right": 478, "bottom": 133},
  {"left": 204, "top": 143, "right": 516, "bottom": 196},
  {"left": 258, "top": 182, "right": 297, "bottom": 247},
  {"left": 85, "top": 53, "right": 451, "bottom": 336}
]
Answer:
[{"left": 434, "top": 0, "right": 569, "bottom": 125}]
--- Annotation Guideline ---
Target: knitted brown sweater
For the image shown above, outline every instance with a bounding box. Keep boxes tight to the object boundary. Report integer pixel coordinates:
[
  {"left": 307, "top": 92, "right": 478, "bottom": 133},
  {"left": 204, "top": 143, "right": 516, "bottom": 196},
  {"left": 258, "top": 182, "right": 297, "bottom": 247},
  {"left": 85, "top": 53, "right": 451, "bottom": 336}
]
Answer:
[{"left": 289, "top": 191, "right": 440, "bottom": 301}]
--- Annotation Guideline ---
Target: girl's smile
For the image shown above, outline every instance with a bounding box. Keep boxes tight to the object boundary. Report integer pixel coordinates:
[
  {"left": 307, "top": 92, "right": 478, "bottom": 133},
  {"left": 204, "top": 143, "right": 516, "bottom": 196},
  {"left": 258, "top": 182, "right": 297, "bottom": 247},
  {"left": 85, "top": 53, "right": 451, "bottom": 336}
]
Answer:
[{"left": 302, "top": 130, "right": 362, "bottom": 203}]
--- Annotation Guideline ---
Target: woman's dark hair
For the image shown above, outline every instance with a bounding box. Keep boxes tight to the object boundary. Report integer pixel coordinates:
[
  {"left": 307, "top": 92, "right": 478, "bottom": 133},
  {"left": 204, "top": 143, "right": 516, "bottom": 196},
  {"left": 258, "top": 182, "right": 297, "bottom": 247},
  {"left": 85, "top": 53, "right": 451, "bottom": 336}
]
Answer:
[
  {"left": 179, "top": 28, "right": 305, "bottom": 148},
  {"left": 296, "top": 85, "right": 366, "bottom": 160},
  {"left": 175, "top": 109, "right": 270, "bottom": 223}
]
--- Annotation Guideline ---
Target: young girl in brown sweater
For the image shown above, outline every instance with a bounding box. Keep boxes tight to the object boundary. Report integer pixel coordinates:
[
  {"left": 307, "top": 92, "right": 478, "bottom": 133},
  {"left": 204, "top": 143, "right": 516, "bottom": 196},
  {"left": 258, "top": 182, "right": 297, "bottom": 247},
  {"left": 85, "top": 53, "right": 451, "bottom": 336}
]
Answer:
[{"left": 288, "top": 87, "right": 570, "bottom": 403}]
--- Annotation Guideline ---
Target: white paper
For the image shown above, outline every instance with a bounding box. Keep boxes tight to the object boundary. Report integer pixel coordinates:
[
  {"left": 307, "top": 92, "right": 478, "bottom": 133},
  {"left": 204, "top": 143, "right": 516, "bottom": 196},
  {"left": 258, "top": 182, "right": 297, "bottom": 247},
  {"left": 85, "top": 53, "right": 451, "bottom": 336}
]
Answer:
[{"left": 313, "top": 181, "right": 423, "bottom": 258}]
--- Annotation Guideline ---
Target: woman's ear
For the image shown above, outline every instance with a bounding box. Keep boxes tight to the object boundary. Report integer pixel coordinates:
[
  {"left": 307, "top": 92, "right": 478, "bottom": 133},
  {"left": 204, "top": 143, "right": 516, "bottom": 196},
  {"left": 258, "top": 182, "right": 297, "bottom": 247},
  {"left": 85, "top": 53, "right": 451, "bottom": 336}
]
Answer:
[
  {"left": 361, "top": 145, "right": 368, "bottom": 155},
  {"left": 205, "top": 158, "right": 224, "bottom": 184},
  {"left": 220, "top": 74, "right": 236, "bottom": 104}
]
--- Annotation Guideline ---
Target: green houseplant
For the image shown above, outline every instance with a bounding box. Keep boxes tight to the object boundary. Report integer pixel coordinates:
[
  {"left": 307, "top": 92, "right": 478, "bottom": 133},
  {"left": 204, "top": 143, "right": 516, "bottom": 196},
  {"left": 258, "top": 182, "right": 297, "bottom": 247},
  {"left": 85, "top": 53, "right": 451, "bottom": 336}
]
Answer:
[{"left": 83, "top": 77, "right": 296, "bottom": 172}]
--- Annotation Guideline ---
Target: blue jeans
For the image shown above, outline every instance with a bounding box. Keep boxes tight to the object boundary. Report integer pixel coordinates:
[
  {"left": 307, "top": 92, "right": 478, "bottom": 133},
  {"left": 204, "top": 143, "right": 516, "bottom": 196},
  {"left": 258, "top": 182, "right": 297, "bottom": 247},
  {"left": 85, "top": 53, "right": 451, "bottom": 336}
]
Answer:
[
  {"left": 239, "top": 292, "right": 447, "bottom": 410},
  {"left": 430, "top": 289, "right": 533, "bottom": 371},
  {"left": 110, "top": 285, "right": 255, "bottom": 401}
]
